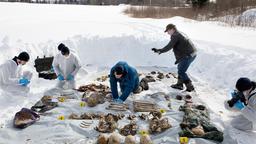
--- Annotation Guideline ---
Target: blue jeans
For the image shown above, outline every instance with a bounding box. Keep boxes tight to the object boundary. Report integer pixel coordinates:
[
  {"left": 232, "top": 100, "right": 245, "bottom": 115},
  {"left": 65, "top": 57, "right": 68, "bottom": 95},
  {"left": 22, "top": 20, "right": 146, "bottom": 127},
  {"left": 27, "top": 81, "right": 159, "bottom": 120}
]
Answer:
[{"left": 177, "top": 55, "right": 196, "bottom": 82}]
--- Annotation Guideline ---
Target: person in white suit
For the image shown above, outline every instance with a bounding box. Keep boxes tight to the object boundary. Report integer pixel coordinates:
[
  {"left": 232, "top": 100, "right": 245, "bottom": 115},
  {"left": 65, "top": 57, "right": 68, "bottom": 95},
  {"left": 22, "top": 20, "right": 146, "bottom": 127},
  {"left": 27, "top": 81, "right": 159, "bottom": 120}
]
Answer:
[
  {"left": 225, "top": 77, "right": 256, "bottom": 131},
  {"left": 53, "top": 44, "right": 81, "bottom": 89},
  {"left": 0, "top": 52, "right": 32, "bottom": 93}
]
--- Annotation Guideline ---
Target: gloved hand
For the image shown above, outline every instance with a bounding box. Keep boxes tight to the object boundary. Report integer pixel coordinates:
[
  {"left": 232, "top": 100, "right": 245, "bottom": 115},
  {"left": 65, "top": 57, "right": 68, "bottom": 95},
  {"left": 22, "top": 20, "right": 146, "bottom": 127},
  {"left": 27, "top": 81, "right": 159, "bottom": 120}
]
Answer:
[
  {"left": 151, "top": 48, "right": 161, "bottom": 54},
  {"left": 19, "top": 77, "right": 30, "bottom": 86},
  {"left": 234, "top": 100, "right": 245, "bottom": 110},
  {"left": 113, "top": 98, "right": 124, "bottom": 104},
  {"left": 227, "top": 90, "right": 246, "bottom": 107},
  {"left": 66, "top": 74, "right": 74, "bottom": 81},
  {"left": 57, "top": 74, "right": 65, "bottom": 81},
  {"left": 50, "top": 66, "right": 54, "bottom": 72}
]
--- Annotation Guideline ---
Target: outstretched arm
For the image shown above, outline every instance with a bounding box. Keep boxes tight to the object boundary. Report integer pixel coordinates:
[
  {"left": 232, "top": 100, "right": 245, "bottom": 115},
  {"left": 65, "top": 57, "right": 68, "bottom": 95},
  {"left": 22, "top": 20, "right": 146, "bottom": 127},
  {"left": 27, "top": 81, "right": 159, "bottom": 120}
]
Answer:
[{"left": 159, "top": 35, "right": 178, "bottom": 53}]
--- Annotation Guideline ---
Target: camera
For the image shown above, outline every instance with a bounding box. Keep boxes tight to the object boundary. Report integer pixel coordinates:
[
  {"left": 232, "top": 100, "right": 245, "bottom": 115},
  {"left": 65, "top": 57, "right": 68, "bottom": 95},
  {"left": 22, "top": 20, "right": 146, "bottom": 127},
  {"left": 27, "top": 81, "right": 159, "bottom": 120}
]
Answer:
[{"left": 227, "top": 90, "right": 247, "bottom": 107}]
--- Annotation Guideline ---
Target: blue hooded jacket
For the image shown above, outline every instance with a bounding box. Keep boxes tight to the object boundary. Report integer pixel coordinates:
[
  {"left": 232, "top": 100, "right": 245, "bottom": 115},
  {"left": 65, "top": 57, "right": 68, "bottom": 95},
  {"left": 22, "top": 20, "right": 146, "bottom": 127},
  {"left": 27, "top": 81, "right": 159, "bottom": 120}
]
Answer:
[{"left": 110, "top": 61, "right": 139, "bottom": 101}]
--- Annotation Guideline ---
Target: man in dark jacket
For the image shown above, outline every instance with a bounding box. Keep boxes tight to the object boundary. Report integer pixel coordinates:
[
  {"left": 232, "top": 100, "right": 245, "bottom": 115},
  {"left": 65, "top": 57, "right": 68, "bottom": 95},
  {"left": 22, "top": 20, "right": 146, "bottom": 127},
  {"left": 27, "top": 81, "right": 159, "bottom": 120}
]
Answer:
[
  {"left": 109, "top": 61, "right": 141, "bottom": 103},
  {"left": 152, "top": 24, "right": 197, "bottom": 92}
]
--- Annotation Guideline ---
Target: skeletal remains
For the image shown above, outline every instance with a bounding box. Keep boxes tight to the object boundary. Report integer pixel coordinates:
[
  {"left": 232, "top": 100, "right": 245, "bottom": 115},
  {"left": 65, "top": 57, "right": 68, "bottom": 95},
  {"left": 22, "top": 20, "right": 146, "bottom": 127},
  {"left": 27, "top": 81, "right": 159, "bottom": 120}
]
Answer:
[
  {"left": 140, "top": 134, "right": 153, "bottom": 144},
  {"left": 97, "top": 133, "right": 152, "bottom": 144},
  {"left": 106, "top": 103, "right": 129, "bottom": 111},
  {"left": 95, "top": 113, "right": 125, "bottom": 133},
  {"left": 83, "top": 92, "right": 106, "bottom": 107},
  {"left": 97, "top": 133, "right": 121, "bottom": 144},
  {"left": 79, "top": 121, "right": 93, "bottom": 128},
  {"left": 176, "top": 94, "right": 193, "bottom": 103},
  {"left": 31, "top": 96, "right": 58, "bottom": 113},
  {"left": 125, "top": 135, "right": 136, "bottom": 144},
  {"left": 127, "top": 114, "right": 136, "bottom": 120},
  {"left": 120, "top": 120, "right": 138, "bottom": 136},
  {"left": 77, "top": 84, "right": 112, "bottom": 107},
  {"left": 96, "top": 75, "right": 109, "bottom": 82},
  {"left": 69, "top": 113, "right": 125, "bottom": 121},
  {"left": 139, "top": 113, "right": 148, "bottom": 121},
  {"left": 77, "top": 84, "right": 110, "bottom": 93},
  {"left": 149, "top": 111, "right": 172, "bottom": 134},
  {"left": 133, "top": 100, "right": 158, "bottom": 112}
]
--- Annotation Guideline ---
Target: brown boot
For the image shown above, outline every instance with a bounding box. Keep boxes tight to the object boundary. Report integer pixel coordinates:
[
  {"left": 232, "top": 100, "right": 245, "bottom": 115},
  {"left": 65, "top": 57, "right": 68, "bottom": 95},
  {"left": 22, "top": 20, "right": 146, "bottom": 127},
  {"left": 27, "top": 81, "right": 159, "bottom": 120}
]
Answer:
[
  {"left": 171, "top": 77, "right": 184, "bottom": 90},
  {"left": 184, "top": 80, "right": 195, "bottom": 92}
]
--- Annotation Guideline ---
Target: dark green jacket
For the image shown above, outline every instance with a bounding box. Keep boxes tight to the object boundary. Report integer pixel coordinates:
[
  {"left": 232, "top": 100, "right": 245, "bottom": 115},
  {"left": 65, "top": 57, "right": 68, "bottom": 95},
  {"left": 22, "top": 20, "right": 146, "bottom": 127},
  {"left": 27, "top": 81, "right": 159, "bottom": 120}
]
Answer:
[{"left": 159, "top": 31, "right": 197, "bottom": 64}]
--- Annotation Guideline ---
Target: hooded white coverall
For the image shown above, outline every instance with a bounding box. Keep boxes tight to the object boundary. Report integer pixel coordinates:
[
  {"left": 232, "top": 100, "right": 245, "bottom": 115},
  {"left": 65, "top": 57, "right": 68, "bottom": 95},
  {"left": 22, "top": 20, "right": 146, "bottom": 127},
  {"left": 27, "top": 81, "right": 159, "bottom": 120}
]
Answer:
[
  {"left": 0, "top": 59, "right": 32, "bottom": 93},
  {"left": 52, "top": 52, "right": 81, "bottom": 89},
  {"left": 225, "top": 89, "right": 256, "bottom": 131}
]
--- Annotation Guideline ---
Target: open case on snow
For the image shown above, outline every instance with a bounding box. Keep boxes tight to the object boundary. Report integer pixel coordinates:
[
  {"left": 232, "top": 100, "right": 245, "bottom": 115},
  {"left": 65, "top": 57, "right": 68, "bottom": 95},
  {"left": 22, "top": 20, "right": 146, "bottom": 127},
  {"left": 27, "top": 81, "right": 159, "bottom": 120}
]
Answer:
[{"left": 34, "top": 56, "right": 57, "bottom": 80}]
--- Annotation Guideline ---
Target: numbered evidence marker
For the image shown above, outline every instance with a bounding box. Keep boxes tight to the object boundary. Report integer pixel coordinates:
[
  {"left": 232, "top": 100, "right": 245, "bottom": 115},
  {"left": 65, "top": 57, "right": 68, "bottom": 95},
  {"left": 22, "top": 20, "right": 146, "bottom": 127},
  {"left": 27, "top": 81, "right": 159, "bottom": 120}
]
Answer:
[
  {"left": 58, "top": 97, "right": 66, "bottom": 102},
  {"left": 179, "top": 137, "right": 189, "bottom": 144},
  {"left": 159, "top": 109, "right": 166, "bottom": 114},
  {"left": 80, "top": 101, "right": 86, "bottom": 107},
  {"left": 139, "top": 130, "right": 149, "bottom": 136},
  {"left": 58, "top": 115, "right": 65, "bottom": 120}
]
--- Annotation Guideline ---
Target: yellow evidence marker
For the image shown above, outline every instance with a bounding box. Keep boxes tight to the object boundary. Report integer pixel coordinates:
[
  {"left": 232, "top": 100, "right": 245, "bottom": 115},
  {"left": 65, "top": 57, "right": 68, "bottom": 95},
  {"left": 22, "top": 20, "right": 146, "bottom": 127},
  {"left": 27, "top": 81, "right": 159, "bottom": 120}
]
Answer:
[
  {"left": 139, "top": 130, "right": 149, "bottom": 136},
  {"left": 58, "top": 115, "right": 65, "bottom": 120},
  {"left": 80, "top": 101, "right": 86, "bottom": 107},
  {"left": 179, "top": 137, "right": 189, "bottom": 144},
  {"left": 159, "top": 109, "right": 166, "bottom": 114},
  {"left": 58, "top": 97, "right": 66, "bottom": 102}
]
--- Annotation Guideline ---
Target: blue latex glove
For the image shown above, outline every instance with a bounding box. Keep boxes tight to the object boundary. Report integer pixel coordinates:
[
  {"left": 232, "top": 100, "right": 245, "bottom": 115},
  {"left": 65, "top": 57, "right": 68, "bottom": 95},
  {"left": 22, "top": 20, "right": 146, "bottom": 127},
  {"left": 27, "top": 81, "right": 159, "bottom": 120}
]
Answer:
[
  {"left": 67, "top": 74, "right": 74, "bottom": 81},
  {"left": 50, "top": 66, "right": 54, "bottom": 72},
  {"left": 113, "top": 98, "right": 124, "bottom": 104},
  {"left": 57, "top": 74, "right": 65, "bottom": 81},
  {"left": 19, "top": 77, "right": 30, "bottom": 86},
  {"left": 234, "top": 100, "right": 245, "bottom": 110}
]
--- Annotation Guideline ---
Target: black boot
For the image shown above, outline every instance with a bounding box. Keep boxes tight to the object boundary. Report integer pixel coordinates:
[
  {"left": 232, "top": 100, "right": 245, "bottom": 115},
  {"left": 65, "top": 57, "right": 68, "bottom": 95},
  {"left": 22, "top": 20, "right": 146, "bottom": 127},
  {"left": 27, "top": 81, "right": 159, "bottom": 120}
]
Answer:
[
  {"left": 171, "top": 77, "right": 184, "bottom": 90},
  {"left": 133, "top": 86, "right": 143, "bottom": 94},
  {"left": 184, "top": 80, "right": 195, "bottom": 92},
  {"left": 140, "top": 78, "right": 149, "bottom": 90}
]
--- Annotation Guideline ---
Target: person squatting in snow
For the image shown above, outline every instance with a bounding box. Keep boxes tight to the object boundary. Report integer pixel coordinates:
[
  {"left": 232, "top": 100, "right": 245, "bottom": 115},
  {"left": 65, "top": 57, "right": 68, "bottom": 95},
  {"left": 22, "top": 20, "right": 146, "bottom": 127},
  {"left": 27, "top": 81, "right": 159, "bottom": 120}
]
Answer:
[
  {"left": 225, "top": 77, "right": 256, "bottom": 131},
  {"left": 0, "top": 52, "right": 32, "bottom": 93},
  {"left": 52, "top": 43, "right": 82, "bottom": 89},
  {"left": 152, "top": 23, "right": 197, "bottom": 92},
  {"left": 109, "top": 61, "right": 148, "bottom": 103}
]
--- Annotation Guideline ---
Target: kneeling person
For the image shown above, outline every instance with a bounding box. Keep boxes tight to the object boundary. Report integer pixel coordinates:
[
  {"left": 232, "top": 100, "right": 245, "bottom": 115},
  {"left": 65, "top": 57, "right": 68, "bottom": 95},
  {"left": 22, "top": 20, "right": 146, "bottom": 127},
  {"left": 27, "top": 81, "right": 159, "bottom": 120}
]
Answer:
[
  {"left": 110, "top": 61, "right": 142, "bottom": 103},
  {"left": 0, "top": 52, "right": 32, "bottom": 93},
  {"left": 225, "top": 77, "right": 256, "bottom": 131}
]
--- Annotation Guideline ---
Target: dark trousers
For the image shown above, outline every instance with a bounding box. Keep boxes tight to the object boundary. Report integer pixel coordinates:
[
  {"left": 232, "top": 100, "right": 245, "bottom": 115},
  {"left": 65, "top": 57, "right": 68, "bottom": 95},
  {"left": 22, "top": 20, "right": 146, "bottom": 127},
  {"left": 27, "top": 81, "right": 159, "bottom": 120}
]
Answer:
[{"left": 177, "top": 55, "right": 196, "bottom": 82}]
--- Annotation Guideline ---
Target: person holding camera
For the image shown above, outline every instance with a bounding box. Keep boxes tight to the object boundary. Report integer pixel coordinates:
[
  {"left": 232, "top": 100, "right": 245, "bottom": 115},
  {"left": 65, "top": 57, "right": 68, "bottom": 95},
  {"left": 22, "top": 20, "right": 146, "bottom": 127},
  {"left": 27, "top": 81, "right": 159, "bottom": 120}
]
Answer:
[
  {"left": 0, "top": 52, "right": 32, "bottom": 93},
  {"left": 152, "top": 24, "right": 197, "bottom": 92},
  {"left": 225, "top": 77, "right": 256, "bottom": 131}
]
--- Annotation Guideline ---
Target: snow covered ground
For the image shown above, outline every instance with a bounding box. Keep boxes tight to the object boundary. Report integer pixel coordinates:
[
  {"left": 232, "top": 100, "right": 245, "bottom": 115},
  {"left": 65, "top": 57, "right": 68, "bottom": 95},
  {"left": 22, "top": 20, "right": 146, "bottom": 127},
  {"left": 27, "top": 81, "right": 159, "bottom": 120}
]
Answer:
[{"left": 0, "top": 2, "right": 256, "bottom": 144}]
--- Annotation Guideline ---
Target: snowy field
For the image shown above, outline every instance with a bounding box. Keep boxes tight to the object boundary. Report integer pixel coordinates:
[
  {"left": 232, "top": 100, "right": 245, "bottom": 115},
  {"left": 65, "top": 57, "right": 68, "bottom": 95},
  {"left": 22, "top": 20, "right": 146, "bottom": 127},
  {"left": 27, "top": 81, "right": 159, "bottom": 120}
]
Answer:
[{"left": 0, "top": 2, "right": 256, "bottom": 144}]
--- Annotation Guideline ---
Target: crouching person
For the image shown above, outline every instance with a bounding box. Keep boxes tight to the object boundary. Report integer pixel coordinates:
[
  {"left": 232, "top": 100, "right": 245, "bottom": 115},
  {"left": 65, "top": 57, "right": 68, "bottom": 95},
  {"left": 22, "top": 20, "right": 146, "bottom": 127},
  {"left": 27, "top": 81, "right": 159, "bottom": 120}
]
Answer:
[
  {"left": 225, "top": 77, "right": 256, "bottom": 131},
  {"left": 110, "top": 61, "right": 147, "bottom": 103},
  {"left": 0, "top": 52, "right": 32, "bottom": 93},
  {"left": 53, "top": 44, "right": 81, "bottom": 89}
]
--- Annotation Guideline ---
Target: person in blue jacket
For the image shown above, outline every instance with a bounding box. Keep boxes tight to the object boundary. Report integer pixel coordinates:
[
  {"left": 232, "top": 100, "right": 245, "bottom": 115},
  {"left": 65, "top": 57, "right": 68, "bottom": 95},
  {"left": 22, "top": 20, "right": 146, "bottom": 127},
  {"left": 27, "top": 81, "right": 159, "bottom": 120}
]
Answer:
[{"left": 110, "top": 61, "right": 141, "bottom": 103}]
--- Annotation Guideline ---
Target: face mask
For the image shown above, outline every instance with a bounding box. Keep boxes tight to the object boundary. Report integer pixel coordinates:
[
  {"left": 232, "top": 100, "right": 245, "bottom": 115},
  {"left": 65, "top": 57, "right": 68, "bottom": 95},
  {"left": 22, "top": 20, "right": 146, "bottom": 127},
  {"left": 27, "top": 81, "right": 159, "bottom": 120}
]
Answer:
[{"left": 64, "top": 54, "right": 70, "bottom": 59}]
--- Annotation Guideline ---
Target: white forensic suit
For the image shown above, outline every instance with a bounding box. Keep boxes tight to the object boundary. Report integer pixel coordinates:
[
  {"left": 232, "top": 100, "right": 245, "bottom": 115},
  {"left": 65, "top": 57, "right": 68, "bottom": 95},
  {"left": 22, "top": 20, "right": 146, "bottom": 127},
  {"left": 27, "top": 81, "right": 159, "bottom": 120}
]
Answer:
[
  {"left": 0, "top": 59, "right": 32, "bottom": 93},
  {"left": 52, "top": 52, "right": 81, "bottom": 89}
]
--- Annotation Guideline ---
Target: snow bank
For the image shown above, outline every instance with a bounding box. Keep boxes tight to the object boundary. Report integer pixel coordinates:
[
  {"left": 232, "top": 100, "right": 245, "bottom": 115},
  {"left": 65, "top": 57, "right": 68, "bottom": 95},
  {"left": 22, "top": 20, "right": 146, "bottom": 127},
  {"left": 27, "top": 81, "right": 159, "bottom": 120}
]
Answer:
[{"left": 239, "top": 8, "right": 256, "bottom": 27}]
